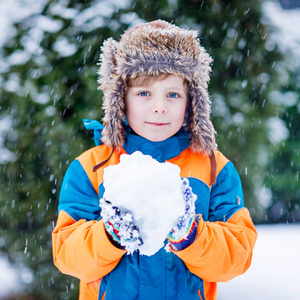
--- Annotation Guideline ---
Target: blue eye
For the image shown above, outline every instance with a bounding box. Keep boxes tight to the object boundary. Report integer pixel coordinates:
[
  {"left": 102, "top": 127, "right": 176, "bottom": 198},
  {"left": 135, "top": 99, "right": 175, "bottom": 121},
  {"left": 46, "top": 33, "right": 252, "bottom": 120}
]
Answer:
[
  {"left": 168, "top": 93, "right": 179, "bottom": 98},
  {"left": 138, "top": 91, "right": 150, "bottom": 96}
]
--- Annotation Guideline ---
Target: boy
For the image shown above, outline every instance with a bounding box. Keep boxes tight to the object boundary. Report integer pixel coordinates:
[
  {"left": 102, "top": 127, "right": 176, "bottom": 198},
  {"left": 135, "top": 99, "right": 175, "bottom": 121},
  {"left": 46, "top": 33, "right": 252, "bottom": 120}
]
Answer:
[{"left": 52, "top": 20, "right": 257, "bottom": 299}]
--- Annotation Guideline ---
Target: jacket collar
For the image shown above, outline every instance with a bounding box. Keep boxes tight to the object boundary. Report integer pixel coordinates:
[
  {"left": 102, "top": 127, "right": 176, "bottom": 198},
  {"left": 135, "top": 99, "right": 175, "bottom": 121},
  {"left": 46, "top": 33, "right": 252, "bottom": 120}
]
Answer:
[
  {"left": 83, "top": 119, "right": 191, "bottom": 162},
  {"left": 123, "top": 126, "right": 190, "bottom": 162}
]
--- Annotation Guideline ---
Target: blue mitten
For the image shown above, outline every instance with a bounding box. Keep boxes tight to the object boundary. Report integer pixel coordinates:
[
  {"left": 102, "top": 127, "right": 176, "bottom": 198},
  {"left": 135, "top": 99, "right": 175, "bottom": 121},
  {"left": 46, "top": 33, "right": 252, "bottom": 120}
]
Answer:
[
  {"left": 100, "top": 198, "right": 143, "bottom": 254},
  {"left": 168, "top": 178, "right": 198, "bottom": 251}
]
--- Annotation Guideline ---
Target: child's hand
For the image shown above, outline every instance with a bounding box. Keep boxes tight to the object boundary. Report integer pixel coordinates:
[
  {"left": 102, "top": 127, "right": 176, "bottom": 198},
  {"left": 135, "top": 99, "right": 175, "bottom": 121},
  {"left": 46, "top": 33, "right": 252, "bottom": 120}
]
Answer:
[
  {"left": 100, "top": 198, "right": 143, "bottom": 254},
  {"left": 168, "top": 178, "right": 198, "bottom": 250}
]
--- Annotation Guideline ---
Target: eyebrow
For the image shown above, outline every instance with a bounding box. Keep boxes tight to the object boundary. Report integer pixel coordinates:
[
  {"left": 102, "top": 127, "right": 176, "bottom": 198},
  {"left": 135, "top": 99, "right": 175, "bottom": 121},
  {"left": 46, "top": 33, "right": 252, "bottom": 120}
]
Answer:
[
  {"left": 133, "top": 86, "right": 185, "bottom": 91},
  {"left": 130, "top": 85, "right": 186, "bottom": 93},
  {"left": 166, "top": 87, "right": 185, "bottom": 91}
]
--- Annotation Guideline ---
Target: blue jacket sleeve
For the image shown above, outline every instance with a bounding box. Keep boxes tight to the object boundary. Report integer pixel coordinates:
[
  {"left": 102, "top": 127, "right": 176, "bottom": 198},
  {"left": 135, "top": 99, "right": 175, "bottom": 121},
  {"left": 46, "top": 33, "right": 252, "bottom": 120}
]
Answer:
[
  {"left": 58, "top": 159, "right": 100, "bottom": 221},
  {"left": 209, "top": 161, "right": 244, "bottom": 222}
]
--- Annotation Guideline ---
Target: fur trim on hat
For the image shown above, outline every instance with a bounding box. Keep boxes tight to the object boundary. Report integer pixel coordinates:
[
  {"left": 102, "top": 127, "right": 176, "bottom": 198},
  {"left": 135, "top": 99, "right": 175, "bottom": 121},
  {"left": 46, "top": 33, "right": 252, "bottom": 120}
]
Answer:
[{"left": 98, "top": 20, "right": 216, "bottom": 154}]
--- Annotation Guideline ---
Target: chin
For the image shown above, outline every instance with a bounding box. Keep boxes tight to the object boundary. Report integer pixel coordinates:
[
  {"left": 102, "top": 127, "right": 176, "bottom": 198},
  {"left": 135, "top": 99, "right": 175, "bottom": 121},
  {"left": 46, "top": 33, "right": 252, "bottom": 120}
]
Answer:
[{"left": 146, "top": 136, "right": 168, "bottom": 142}]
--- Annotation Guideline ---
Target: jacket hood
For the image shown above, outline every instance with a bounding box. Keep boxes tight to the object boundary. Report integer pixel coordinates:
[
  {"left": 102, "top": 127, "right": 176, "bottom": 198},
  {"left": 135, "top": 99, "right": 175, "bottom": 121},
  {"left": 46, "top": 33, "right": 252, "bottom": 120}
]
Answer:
[{"left": 98, "top": 20, "right": 216, "bottom": 155}]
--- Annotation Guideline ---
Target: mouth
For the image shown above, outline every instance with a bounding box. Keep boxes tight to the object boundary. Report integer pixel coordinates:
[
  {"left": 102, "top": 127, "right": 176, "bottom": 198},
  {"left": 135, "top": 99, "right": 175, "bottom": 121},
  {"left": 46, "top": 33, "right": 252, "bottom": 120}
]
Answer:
[{"left": 146, "top": 122, "right": 169, "bottom": 126}]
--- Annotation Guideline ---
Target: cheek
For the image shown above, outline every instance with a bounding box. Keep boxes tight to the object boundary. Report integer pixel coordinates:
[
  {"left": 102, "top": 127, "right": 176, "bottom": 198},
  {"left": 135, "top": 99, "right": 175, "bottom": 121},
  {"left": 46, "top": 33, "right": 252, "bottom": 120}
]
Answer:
[
  {"left": 126, "top": 101, "right": 144, "bottom": 128},
  {"left": 176, "top": 103, "right": 188, "bottom": 122},
  {"left": 176, "top": 114, "right": 186, "bottom": 127}
]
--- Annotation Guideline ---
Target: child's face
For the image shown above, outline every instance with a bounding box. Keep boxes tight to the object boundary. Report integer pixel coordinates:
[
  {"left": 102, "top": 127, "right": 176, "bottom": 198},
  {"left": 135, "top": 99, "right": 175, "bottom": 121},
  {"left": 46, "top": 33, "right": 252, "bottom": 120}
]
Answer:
[{"left": 125, "top": 75, "right": 188, "bottom": 142}]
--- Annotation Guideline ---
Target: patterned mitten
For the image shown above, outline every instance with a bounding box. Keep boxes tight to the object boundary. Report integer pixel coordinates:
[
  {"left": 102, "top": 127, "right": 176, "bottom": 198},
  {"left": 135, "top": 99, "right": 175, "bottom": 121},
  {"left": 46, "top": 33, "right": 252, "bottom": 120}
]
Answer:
[
  {"left": 100, "top": 198, "right": 143, "bottom": 254},
  {"left": 168, "top": 178, "right": 198, "bottom": 250}
]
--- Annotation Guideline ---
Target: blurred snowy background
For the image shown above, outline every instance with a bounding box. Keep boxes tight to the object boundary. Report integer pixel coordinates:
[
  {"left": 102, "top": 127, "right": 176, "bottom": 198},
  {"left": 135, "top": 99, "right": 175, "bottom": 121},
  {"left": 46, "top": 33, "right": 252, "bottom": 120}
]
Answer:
[{"left": 0, "top": 0, "right": 299, "bottom": 299}]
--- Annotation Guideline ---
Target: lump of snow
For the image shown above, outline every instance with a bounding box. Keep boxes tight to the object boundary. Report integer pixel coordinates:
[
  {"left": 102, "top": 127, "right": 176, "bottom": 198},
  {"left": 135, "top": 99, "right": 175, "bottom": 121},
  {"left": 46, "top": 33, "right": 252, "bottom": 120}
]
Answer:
[
  {"left": 53, "top": 37, "right": 77, "bottom": 57},
  {"left": 6, "top": 50, "right": 31, "bottom": 66},
  {"left": 267, "top": 116, "right": 290, "bottom": 144},
  {"left": 102, "top": 151, "right": 185, "bottom": 256},
  {"left": 36, "top": 15, "right": 63, "bottom": 33}
]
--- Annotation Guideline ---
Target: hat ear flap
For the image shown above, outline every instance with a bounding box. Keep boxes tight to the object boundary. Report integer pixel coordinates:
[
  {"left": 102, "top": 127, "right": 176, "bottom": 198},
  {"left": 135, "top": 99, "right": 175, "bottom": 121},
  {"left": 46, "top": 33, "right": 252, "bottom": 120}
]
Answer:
[
  {"left": 101, "top": 75, "right": 126, "bottom": 148},
  {"left": 187, "top": 50, "right": 216, "bottom": 153},
  {"left": 98, "top": 38, "right": 119, "bottom": 91},
  {"left": 98, "top": 38, "right": 126, "bottom": 148},
  {"left": 188, "top": 83, "right": 216, "bottom": 153}
]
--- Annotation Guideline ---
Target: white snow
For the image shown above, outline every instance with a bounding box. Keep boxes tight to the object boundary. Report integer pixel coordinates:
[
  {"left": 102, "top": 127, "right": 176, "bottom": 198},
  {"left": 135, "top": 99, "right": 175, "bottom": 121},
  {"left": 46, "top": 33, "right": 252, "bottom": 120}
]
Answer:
[
  {"left": 6, "top": 50, "right": 31, "bottom": 66},
  {"left": 267, "top": 116, "right": 290, "bottom": 144},
  {"left": 0, "top": 254, "right": 20, "bottom": 297},
  {"left": 218, "top": 224, "right": 300, "bottom": 300},
  {"left": 0, "top": 0, "right": 46, "bottom": 48},
  {"left": 72, "top": 0, "right": 131, "bottom": 31},
  {"left": 0, "top": 116, "right": 17, "bottom": 164},
  {"left": 35, "top": 15, "right": 63, "bottom": 33},
  {"left": 268, "top": 90, "right": 299, "bottom": 107},
  {"left": 48, "top": 3, "right": 79, "bottom": 20},
  {"left": 263, "top": 1, "right": 300, "bottom": 65},
  {"left": 261, "top": 1, "right": 300, "bottom": 146},
  {"left": 52, "top": 37, "right": 77, "bottom": 57},
  {"left": 255, "top": 185, "right": 273, "bottom": 208},
  {"left": 102, "top": 151, "right": 186, "bottom": 256}
]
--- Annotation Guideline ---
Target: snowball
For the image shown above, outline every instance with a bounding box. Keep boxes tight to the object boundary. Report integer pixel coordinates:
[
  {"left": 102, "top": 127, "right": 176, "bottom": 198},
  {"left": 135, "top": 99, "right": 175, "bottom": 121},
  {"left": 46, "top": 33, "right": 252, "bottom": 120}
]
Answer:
[{"left": 102, "top": 151, "right": 185, "bottom": 256}]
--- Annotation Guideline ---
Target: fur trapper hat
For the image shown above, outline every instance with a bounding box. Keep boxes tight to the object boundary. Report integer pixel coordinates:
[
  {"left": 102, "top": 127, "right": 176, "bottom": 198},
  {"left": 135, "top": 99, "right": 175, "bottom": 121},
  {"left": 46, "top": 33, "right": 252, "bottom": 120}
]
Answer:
[{"left": 98, "top": 20, "right": 216, "bottom": 154}]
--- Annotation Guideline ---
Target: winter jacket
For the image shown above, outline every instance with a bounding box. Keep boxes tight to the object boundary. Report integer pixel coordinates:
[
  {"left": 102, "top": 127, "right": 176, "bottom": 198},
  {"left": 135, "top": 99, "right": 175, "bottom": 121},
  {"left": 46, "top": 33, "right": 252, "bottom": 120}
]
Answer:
[{"left": 52, "top": 121, "right": 257, "bottom": 300}]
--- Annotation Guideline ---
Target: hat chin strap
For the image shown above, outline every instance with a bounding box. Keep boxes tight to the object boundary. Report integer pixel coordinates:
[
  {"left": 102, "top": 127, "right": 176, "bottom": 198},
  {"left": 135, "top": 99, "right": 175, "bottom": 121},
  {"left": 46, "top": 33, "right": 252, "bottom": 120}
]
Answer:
[
  {"left": 93, "top": 146, "right": 115, "bottom": 172},
  {"left": 209, "top": 151, "right": 216, "bottom": 186}
]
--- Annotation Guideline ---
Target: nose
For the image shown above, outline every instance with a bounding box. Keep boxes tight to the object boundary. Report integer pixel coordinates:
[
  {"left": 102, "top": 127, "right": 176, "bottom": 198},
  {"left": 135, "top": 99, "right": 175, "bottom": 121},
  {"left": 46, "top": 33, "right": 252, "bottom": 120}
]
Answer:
[{"left": 152, "top": 97, "right": 166, "bottom": 114}]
